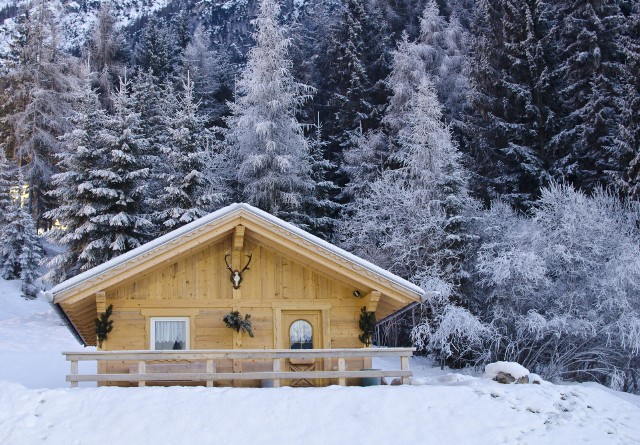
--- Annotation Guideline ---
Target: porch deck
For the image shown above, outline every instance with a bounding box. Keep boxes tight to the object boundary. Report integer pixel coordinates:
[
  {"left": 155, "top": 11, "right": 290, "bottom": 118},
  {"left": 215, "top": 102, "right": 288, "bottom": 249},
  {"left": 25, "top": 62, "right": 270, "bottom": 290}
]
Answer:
[{"left": 63, "top": 347, "right": 415, "bottom": 388}]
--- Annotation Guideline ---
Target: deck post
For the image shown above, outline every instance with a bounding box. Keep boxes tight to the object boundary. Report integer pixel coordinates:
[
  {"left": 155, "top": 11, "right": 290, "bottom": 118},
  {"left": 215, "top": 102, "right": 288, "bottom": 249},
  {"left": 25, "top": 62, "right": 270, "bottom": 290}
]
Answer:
[
  {"left": 206, "top": 360, "right": 215, "bottom": 387},
  {"left": 400, "top": 356, "right": 410, "bottom": 385},
  {"left": 138, "top": 361, "right": 146, "bottom": 387},
  {"left": 338, "top": 358, "right": 346, "bottom": 386},
  {"left": 70, "top": 359, "right": 78, "bottom": 388},
  {"left": 272, "top": 358, "right": 281, "bottom": 388}
]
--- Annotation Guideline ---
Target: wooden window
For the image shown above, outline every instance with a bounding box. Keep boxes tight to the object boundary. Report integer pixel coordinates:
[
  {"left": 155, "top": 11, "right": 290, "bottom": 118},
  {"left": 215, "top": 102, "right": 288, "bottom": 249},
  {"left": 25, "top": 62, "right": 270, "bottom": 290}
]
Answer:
[
  {"left": 150, "top": 317, "right": 190, "bottom": 350},
  {"left": 289, "top": 320, "right": 313, "bottom": 349}
]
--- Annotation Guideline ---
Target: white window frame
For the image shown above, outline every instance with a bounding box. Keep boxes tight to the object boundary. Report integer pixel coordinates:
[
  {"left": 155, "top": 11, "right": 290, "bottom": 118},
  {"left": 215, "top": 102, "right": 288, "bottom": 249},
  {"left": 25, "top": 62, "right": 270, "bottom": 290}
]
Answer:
[{"left": 150, "top": 317, "right": 190, "bottom": 351}]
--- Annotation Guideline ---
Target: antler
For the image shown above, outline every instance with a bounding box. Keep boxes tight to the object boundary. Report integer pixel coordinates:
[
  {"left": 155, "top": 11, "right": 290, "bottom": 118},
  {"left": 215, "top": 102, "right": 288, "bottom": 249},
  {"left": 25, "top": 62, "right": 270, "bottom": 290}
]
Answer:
[
  {"left": 240, "top": 252, "right": 252, "bottom": 273},
  {"left": 224, "top": 251, "right": 233, "bottom": 272},
  {"left": 224, "top": 251, "right": 252, "bottom": 289}
]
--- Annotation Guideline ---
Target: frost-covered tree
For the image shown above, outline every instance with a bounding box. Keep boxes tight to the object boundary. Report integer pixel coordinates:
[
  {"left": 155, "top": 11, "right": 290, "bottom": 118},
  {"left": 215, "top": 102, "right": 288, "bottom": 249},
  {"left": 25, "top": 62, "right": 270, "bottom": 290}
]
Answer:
[
  {"left": 474, "top": 183, "right": 640, "bottom": 392},
  {"left": 181, "top": 25, "right": 233, "bottom": 128},
  {"left": 463, "top": 0, "right": 557, "bottom": 209},
  {"left": 341, "top": 78, "right": 477, "bottom": 293},
  {"left": 151, "top": 73, "right": 215, "bottom": 234},
  {"left": 225, "top": 0, "right": 315, "bottom": 223},
  {"left": 617, "top": 4, "right": 640, "bottom": 198},
  {"left": 1, "top": 169, "right": 43, "bottom": 299},
  {"left": 0, "top": 149, "right": 16, "bottom": 229},
  {"left": 551, "top": 0, "right": 627, "bottom": 193},
  {"left": 315, "top": 0, "right": 390, "bottom": 161},
  {"left": 135, "top": 16, "right": 178, "bottom": 82},
  {"left": 45, "top": 69, "right": 109, "bottom": 283},
  {"left": 385, "top": 2, "right": 469, "bottom": 139},
  {"left": 79, "top": 76, "right": 152, "bottom": 267},
  {"left": 2, "top": 1, "right": 78, "bottom": 226},
  {"left": 87, "top": 2, "right": 128, "bottom": 111}
]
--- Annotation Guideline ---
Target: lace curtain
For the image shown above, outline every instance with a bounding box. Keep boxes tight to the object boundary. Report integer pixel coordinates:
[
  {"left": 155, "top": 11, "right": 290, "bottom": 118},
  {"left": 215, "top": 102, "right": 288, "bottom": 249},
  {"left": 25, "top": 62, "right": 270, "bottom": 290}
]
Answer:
[{"left": 154, "top": 320, "right": 186, "bottom": 350}]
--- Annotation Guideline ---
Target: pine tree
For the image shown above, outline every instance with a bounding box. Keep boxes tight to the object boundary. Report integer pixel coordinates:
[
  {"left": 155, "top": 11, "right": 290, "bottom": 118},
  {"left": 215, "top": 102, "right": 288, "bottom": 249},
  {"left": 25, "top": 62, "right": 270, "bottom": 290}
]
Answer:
[
  {"left": 79, "top": 76, "right": 152, "bottom": 267},
  {"left": 0, "top": 149, "right": 15, "bottom": 229},
  {"left": 315, "top": 0, "right": 390, "bottom": 164},
  {"left": 181, "top": 24, "right": 233, "bottom": 128},
  {"left": 45, "top": 68, "right": 109, "bottom": 283},
  {"left": 87, "top": 2, "right": 128, "bottom": 111},
  {"left": 152, "top": 72, "right": 213, "bottom": 234},
  {"left": 551, "top": 0, "right": 627, "bottom": 193},
  {"left": 341, "top": 77, "right": 477, "bottom": 296},
  {"left": 225, "top": 0, "right": 315, "bottom": 223},
  {"left": 0, "top": 169, "right": 43, "bottom": 299},
  {"left": 2, "top": 1, "right": 78, "bottom": 227},
  {"left": 135, "top": 16, "right": 178, "bottom": 82},
  {"left": 463, "top": 0, "right": 557, "bottom": 209},
  {"left": 616, "top": 4, "right": 640, "bottom": 198}
]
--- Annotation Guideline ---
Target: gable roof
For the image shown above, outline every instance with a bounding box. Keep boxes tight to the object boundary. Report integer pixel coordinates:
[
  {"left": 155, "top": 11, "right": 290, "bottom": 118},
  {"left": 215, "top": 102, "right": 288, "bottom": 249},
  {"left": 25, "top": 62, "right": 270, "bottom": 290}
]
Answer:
[{"left": 51, "top": 203, "right": 425, "bottom": 304}]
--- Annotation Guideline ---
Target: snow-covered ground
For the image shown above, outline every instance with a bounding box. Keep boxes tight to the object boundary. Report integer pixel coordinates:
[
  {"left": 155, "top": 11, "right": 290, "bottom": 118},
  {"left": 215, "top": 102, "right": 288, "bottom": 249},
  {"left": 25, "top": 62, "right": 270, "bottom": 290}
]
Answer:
[{"left": 1, "top": 278, "right": 640, "bottom": 444}]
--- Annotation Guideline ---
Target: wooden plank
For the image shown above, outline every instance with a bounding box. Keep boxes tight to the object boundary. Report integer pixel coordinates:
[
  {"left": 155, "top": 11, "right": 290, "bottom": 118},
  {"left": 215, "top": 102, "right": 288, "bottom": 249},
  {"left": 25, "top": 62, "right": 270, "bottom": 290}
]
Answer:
[
  {"left": 365, "top": 291, "right": 381, "bottom": 312},
  {"left": 138, "top": 361, "right": 146, "bottom": 387},
  {"left": 338, "top": 358, "right": 346, "bottom": 386},
  {"left": 206, "top": 360, "right": 215, "bottom": 387},
  {"left": 67, "top": 370, "right": 413, "bottom": 382},
  {"left": 272, "top": 358, "right": 281, "bottom": 388},
  {"left": 401, "top": 356, "right": 410, "bottom": 385},
  {"left": 95, "top": 291, "right": 106, "bottom": 314},
  {"left": 63, "top": 348, "right": 415, "bottom": 361},
  {"left": 233, "top": 225, "right": 245, "bottom": 251},
  {"left": 70, "top": 360, "right": 78, "bottom": 388}
]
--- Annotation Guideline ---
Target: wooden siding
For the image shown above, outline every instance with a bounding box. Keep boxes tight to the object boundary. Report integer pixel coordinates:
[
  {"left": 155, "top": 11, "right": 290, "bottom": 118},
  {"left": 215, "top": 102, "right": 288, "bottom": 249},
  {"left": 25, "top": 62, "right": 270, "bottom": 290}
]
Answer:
[{"left": 100, "top": 234, "right": 372, "bottom": 386}]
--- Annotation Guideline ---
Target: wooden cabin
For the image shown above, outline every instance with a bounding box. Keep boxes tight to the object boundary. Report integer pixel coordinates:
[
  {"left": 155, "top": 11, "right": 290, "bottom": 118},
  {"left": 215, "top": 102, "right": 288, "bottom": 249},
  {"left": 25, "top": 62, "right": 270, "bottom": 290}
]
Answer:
[{"left": 51, "top": 203, "right": 424, "bottom": 387}]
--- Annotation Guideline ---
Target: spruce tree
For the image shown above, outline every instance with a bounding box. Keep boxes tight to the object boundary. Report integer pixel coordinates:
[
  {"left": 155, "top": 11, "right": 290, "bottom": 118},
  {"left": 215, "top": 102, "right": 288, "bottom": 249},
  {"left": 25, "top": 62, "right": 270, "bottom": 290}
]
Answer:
[
  {"left": 615, "top": 3, "right": 639, "bottom": 198},
  {"left": 463, "top": 0, "right": 557, "bottom": 209},
  {"left": 225, "top": 0, "right": 315, "bottom": 224},
  {"left": 135, "top": 16, "right": 178, "bottom": 82},
  {"left": 79, "top": 76, "right": 152, "bottom": 267},
  {"left": 315, "top": 0, "right": 390, "bottom": 165},
  {"left": 1, "top": 169, "right": 44, "bottom": 299},
  {"left": 19, "top": 202, "right": 43, "bottom": 299},
  {"left": 0, "top": 149, "right": 15, "bottom": 229},
  {"left": 303, "top": 117, "right": 341, "bottom": 240},
  {"left": 551, "top": 0, "right": 627, "bottom": 193},
  {"left": 152, "top": 72, "right": 213, "bottom": 234},
  {"left": 88, "top": 2, "right": 128, "bottom": 111},
  {"left": 181, "top": 25, "right": 234, "bottom": 128},
  {"left": 341, "top": 77, "right": 477, "bottom": 297},
  {"left": 45, "top": 69, "right": 109, "bottom": 283},
  {"left": 2, "top": 1, "right": 78, "bottom": 227}
]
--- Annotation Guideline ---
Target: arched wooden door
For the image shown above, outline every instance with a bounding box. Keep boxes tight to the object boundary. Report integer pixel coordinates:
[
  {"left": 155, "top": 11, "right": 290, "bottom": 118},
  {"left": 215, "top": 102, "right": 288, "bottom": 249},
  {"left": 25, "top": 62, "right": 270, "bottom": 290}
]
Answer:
[{"left": 281, "top": 311, "right": 323, "bottom": 386}]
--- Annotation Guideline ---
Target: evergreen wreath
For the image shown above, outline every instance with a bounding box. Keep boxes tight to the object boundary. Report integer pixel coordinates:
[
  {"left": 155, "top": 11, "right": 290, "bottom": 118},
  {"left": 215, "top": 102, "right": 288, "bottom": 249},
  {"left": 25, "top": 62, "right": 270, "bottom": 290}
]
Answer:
[
  {"left": 223, "top": 311, "right": 254, "bottom": 337},
  {"left": 95, "top": 304, "right": 114, "bottom": 348},
  {"left": 358, "top": 307, "right": 377, "bottom": 347}
]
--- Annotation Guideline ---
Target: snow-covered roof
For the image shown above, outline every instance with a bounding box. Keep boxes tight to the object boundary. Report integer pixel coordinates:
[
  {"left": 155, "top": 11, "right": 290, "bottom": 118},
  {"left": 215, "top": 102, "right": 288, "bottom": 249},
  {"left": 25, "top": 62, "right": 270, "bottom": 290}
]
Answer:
[{"left": 51, "top": 203, "right": 425, "bottom": 299}]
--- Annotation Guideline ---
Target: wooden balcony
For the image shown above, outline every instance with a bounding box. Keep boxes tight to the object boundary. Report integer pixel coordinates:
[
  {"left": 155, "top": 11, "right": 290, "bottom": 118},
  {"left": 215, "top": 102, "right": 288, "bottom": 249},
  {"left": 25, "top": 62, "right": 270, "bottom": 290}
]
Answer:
[{"left": 63, "top": 348, "right": 415, "bottom": 388}]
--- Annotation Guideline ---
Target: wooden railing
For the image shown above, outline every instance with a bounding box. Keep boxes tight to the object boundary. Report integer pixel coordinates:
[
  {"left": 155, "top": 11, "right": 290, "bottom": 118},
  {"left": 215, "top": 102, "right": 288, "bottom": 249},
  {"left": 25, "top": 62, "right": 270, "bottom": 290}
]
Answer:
[{"left": 63, "top": 348, "right": 415, "bottom": 388}]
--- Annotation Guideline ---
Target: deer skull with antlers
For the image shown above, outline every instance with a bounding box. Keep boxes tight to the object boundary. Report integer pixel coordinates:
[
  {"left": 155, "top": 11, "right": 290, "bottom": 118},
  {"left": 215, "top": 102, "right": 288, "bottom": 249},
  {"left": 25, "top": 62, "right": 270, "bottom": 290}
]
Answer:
[{"left": 224, "top": 251, "right": 252, "bottom": 289}]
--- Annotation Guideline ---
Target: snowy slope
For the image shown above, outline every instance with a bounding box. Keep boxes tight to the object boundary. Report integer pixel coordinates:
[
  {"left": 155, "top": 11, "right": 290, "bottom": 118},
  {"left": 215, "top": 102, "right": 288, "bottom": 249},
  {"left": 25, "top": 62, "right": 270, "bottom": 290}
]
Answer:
[
  {"left": 0, "top": 278, "right": 93, "bottom": 389},
  {"left": 0, "top": 0, "right": 172, "bottom": 61},
  {"left": 1, "top": 277, "right": 640, "bottom": 444}
]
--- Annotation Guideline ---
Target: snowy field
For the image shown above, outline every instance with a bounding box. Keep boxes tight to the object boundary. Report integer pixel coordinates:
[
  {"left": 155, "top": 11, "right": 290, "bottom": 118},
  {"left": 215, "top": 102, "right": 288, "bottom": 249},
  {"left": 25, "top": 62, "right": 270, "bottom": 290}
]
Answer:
[{"left": 1, "top": 278, "right": 640, "bottom": 445}]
